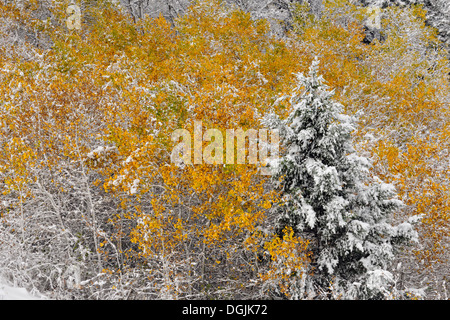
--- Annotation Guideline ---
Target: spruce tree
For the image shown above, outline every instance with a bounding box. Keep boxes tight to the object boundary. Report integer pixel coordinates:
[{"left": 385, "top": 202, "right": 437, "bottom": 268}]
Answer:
[{"left": 264, "top": 58, "right": 419, "bottom": 299}]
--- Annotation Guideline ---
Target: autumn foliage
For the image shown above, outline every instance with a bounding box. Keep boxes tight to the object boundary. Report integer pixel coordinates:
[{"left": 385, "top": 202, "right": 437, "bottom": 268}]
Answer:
[{"left": 0, "top": 0, "right": 448, "bottom": 299}]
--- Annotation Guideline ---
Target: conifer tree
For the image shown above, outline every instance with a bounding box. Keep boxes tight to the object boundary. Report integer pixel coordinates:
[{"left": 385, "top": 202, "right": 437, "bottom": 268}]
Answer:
[{"left": 264, "top": 58, "right": 420, "bottom": 299}]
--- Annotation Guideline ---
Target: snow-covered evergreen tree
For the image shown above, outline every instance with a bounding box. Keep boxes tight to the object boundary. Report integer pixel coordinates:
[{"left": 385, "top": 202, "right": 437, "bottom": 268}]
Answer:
[{"left": 263, "top": 58, "right": 420, "bottom": 299}]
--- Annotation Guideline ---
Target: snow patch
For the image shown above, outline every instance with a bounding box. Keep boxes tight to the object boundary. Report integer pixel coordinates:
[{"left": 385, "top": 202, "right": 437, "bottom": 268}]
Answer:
[{"left": 0, "top": 280, "right": 41, "bottom": 300}]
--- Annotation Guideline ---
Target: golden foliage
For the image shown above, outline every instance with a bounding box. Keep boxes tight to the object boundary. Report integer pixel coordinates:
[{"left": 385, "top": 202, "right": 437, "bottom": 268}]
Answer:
[
  {"left": 259, "top": 227, "right": 310, "bottom": 298},
  {"left": 0, "top": 0, "right": 448, "bottom": 298}
]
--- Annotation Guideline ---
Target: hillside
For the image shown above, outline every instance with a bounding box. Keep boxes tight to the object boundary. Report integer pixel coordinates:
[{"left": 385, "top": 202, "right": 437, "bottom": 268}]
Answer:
[{"left": 0, "top": 0, "right": 448, "bottom": 300}]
